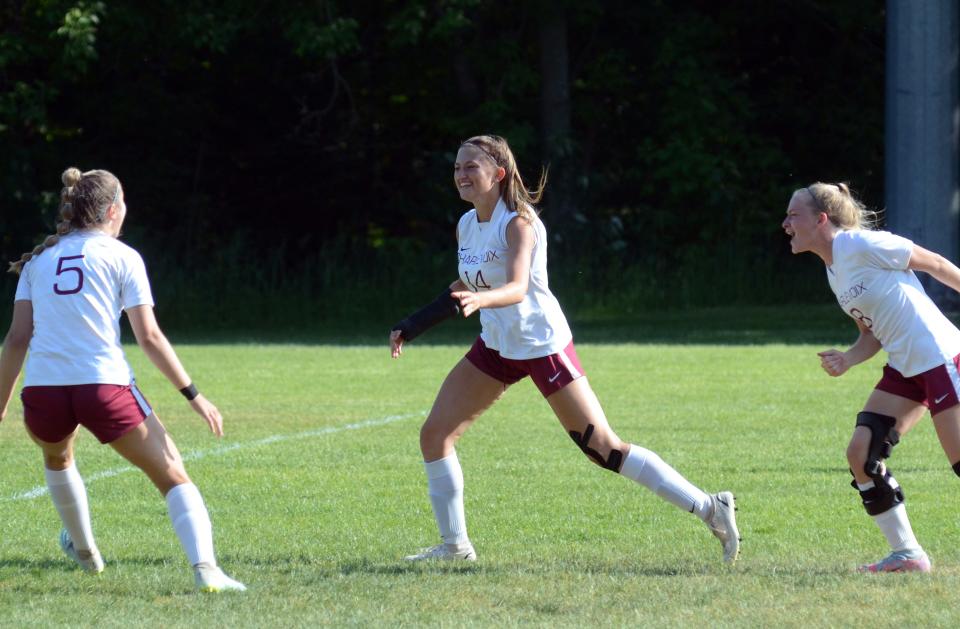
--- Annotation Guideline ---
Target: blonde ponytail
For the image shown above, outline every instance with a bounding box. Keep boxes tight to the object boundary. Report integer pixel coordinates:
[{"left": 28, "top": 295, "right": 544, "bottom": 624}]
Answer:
[{"left": 804, "top": 182, "right": 879, "bottom": 231}]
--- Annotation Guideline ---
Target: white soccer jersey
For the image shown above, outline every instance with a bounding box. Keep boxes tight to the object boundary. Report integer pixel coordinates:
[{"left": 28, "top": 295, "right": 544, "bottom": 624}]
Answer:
[
  {"left": 14, "top": 231, "right": 154, "bottom": 386},
  {"left": 827, "top": 229, "right": 960, "bottom": 376},
  {"left": 456, "top": 198, "right": 572, "bottom": 359}
]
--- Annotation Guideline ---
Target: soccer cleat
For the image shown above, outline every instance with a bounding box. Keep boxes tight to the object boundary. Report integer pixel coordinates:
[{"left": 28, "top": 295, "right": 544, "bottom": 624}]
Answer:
[
  {"left": 858, "top": 550, "right": 931, "bottom": 574},
  {"left": 59, "top": 529, "right": 104, "bottom": 574},
  {"left": 706, "top": 491, "right": 740, "bottom": 563},
  {"left": 194, "top": 564, "right": 247, "bottom": 592},
  {"left": 403, "top": 542, "right": 477, "bottom": 562}
]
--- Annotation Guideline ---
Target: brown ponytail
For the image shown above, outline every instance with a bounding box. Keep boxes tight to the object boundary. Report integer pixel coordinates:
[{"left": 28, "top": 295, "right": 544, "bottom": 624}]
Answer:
[
  {"left": 461, "top": 135, "right": 546, "bottom": 222},
  {"left": 9, "top": 167, "right": 121, "bottom": 275}
]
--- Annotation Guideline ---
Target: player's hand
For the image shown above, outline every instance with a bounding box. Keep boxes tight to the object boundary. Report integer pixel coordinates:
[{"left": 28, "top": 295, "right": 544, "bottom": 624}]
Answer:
[
  {"left": 189, "top": 394, "right": 224, "bottom": 437},
  {"left": 390, "top": 329, "right": 405, "bottom": 358},
  {"left": 451, "top": 291, "right": 482, "bottom": 317},
  {"left": 817, "top": 349, "right": 850, "bottom": 377}
]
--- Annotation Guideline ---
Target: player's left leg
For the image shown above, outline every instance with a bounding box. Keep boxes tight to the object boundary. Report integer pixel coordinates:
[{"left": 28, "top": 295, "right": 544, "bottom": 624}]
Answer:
[
  {"left": 546, "top": 378, "right": 739, "bottom": 563},
  {"left": 109, "top": 413, "right": 245, "bottom": 592}
]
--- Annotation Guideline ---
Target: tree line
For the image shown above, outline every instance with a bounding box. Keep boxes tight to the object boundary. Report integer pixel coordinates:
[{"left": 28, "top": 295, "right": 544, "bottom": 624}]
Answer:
[{"left": 0, "top": 1, "right": 885, "bottom": 327}]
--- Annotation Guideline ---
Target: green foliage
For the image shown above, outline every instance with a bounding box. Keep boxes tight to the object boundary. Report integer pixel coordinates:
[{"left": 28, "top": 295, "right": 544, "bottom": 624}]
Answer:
[
  {"left": 55, "top": 1, "right": 104, "bottom": 71},
  {"left": 0, "top": 1, "right": 886, "bottom": 318}
]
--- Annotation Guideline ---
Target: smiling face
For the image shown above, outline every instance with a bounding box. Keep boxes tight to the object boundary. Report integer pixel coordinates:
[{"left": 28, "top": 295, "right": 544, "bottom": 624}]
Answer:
[
  {"left": 453, "top": 145, "right": 504, "bottom": 207},
  {"left": 782, "top": 190, "right": 824, "bottom": 255}
]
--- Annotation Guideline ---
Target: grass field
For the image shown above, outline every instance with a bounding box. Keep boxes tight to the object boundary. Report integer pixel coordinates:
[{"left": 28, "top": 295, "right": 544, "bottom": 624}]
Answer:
[{"left": 1, "top": 335, "right": 959, "bottom": 627}]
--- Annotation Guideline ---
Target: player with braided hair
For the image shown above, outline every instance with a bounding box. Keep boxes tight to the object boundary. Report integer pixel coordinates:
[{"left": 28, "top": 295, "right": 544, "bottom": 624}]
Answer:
[
  {"left": 784, "top": 181, "right": 960, "bottom": 573},
  {"left": 0, "top": 168, "right": 245, "bottom": 592},
  {"left": 391, "top": 135, "right": 740, "bottom": 564}
]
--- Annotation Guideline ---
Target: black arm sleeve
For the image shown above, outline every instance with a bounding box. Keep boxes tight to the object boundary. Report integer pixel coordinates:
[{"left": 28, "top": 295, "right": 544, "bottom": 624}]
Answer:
[{"left": 392, "top": 288, "right": 461, "bottom": 342}]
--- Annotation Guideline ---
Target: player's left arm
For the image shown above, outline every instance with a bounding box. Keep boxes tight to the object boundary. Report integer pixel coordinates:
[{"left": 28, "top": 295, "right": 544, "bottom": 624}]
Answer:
[
  {"left": 0, "top": 301, "right": 33, "bottom": 422},
  {"left": 452, "top": 217, "right": 534, "bottom": 317},
  {"left": 908, "top": 245, "right": 960, "bottom": 294}
]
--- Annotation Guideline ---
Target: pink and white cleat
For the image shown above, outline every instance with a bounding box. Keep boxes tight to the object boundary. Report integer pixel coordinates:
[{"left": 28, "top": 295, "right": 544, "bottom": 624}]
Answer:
[{"left": 858, "top": 550, "right": 931, "bottom": 573}]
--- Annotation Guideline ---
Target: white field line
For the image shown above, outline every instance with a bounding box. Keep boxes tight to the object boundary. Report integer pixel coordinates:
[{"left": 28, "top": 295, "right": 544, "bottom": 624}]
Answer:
[{"left": 3, "top": 411, "right": 424, "bottom": 503}]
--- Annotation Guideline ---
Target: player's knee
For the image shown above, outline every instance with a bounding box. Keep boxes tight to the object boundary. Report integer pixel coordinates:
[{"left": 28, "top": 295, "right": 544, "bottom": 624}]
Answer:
[
  {"left": 845, "top": 438, "right": 867, "bottom": 471},
  {"left": 855, "top": 411, "right": 899, "bottom": 478},
  {"left": 419, "top": 422, "right": 455, "bottom": 457},
  {"left": 568, "top": 424, "right": 625, "bottom": 472}
]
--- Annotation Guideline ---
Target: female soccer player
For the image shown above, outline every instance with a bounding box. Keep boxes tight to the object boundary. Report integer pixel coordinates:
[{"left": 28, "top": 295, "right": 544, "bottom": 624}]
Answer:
[
  {"left": 0, "top": 167, "right": 245, "bottom": 592},
  {"left": 783, "top": 182, "right": 960, "bottom": 572},
  {"left": 390, "top": 135, "right": 739, "bottom": 563}
]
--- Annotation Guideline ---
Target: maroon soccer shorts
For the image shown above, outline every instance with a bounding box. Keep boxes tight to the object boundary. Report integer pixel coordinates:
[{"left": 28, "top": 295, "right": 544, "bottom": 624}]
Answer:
[
  {"left": 874, "top": 354, "right": 960, "bottom": 416},
  {"left": 21, "top": 383, "right": 153, "bottom": 444},
  {"left": 465, "top": 336, "right": 585, "bottom": 398}
]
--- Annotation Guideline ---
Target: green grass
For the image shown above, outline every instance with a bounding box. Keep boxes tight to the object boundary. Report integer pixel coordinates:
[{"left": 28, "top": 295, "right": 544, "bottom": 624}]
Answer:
[{"left": 1, "top": 341, "right": 958, "bottom": 627}]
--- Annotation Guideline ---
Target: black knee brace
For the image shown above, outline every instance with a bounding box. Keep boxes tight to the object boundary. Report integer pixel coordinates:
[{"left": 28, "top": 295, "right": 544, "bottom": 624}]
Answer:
[
  {"left": 855, "top": 411, "right": 900, "bottom": 479},
  {"left": 851, "top": 469, "right": 905, "bottom": 515},
  {"left": 568, "top": 424, "right": 624, "bottom": 472},
  {"left": 953, "top": 461, "right": 960, "bottom": 478}
]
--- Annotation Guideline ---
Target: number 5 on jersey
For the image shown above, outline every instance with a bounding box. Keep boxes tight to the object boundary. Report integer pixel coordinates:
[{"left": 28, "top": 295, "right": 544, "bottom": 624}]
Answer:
[
  {"left": 463, "top": 270, "right": 492, "bottom": 292},
  {"left": 54, "top": 255, "right": 85, "bottom": 295}
]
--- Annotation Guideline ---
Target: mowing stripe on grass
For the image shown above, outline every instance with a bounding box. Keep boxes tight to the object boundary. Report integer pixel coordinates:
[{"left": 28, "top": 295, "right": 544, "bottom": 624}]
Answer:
[{"left": 3, "top": 411, "right": 425, "bottom": 502}]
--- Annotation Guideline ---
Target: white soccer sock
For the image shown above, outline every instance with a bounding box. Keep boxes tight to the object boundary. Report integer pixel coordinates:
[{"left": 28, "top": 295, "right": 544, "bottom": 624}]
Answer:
[
  {"left": 45, "top": 464, "right": 97, "bottom": 551},
  {"left": 166, "top": 482, "right": 217, "bottom": 567},
  {"left": 425, "top": 452, "right": 468, "bottom": 545},
  {"left": 620, "top": 445, "right": 713, "bottom": 521}
]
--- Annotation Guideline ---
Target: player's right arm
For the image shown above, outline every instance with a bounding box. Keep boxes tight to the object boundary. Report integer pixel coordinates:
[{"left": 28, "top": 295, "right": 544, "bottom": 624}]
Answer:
[
  {"left": 126, "top": 304, "right": 224, "bottom": 436},
  {"left": 390, "top": 279, "right": 465, "bottom": 359},
  {"left": 817, "top": 319, "right": 881, "bottom": 377},
  {"left": 0, "top": 301, "right": 33, "bottom": 422}
]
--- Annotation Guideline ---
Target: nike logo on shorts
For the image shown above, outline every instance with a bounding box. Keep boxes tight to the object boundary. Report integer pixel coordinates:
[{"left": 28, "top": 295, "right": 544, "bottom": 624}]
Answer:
[
  {"left": 548, "top": 372, "right": 562, "bottom": 383},
  {"left": 934, "top": 393, "right": 950, "bottom": 404}
]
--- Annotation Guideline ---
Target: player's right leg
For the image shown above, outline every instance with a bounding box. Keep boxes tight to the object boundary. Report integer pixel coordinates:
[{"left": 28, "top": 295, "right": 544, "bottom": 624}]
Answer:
[
  {"left": 849, "top": 389, "right": 929, "bottom": 573},
  {"left": 21, "top": 386, "right": 103, "bottom": 574},
  {"left": 405, "top": 357, "right": 508, "bottom": 562},
  {"left": 109, "top": 413, "right": 245, "bottom": 591}
]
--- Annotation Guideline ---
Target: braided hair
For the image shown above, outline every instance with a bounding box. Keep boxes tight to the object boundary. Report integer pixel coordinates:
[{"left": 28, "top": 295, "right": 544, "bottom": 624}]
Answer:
[{"left": 9, "top": 168, "right": 120, "bottom": 275}]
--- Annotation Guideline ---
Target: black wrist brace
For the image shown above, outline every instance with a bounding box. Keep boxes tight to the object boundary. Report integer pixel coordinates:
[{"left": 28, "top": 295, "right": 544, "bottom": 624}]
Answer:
[{"left": 392, "top": 288, "right": 461, "bottom": 342}]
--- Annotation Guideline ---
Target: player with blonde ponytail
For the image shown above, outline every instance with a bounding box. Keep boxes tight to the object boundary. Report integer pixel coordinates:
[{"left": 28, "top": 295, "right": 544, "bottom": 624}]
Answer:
[
  {"left": 784, "top": 181, "right": 960, "bottom": 573},
  {"left": 390, "top": 135, "right": 740, "bottom": 564},
  {"left": 0, "top": 167, "right": 245, "bottom": 592}
]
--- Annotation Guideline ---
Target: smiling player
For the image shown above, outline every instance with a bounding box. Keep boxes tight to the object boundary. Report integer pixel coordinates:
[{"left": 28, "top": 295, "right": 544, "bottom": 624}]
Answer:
[{"left": 390, "top": 135, "right": 739, "bottom": 564}]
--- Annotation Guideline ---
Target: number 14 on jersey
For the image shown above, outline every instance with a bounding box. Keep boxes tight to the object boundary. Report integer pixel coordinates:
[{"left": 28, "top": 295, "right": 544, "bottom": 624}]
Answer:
[{"left": 463, "top": 270, "right": 492, "bottom": 291}]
